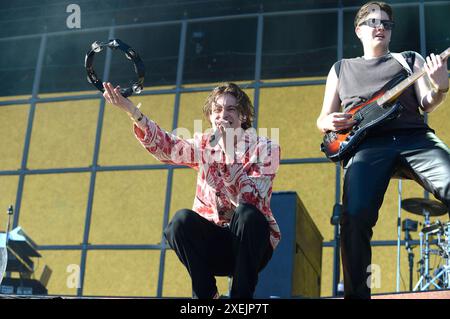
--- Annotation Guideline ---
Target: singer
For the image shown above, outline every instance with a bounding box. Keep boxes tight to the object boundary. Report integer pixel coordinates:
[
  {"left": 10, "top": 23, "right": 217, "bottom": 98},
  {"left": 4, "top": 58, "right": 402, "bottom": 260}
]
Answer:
[{"left": 102, "top": 82, "right": 280, "bottom": 299}]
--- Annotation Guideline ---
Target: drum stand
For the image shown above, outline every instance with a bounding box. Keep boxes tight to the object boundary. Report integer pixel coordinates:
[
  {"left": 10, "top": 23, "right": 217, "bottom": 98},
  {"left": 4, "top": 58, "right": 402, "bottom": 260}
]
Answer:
[
  {"left": 414, "top": 209, "right": 432, "bottom": 291},
  {"left": 425, "top": 228, "right": 450, "bottom": 290},
  {"left": 414, "top": 210, "right": 450, "bottom": 291},
  {"left": 396, "top": 180, "right": 402, "bottom": 292},
  {"left": 415, "top": 258, "right": 450, "bottom": 291},
  {"left": 404, "top": 228, "right": 414, "bottom": 291}
]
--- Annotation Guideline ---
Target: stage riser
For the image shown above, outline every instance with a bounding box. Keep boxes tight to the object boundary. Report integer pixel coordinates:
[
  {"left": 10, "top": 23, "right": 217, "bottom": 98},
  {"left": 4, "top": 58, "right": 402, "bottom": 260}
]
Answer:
[{"left": 372, "top": 290, "right": 450, "bottom": 299}]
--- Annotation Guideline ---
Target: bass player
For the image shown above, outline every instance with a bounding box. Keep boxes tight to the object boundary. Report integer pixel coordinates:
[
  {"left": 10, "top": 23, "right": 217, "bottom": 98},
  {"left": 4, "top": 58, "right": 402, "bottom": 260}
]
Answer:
[{"left": 316, "top": 1, "right": 450, "bottom": 299}]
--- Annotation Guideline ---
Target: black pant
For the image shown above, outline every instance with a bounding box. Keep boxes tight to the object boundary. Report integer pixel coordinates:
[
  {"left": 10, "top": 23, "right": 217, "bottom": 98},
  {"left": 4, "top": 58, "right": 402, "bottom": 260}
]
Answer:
[
  {"left": 341, "top": 130, "right": 450, "bottom": 299},
  {"left": 164, "top": 203, "right": 273, "bottom": 299}
]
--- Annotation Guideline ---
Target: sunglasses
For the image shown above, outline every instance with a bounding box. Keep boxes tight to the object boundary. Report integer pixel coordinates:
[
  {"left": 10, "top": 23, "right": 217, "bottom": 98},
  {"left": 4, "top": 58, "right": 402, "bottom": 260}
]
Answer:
[{"left": 359, "top": 18, "right": 395, "bottom": 30}]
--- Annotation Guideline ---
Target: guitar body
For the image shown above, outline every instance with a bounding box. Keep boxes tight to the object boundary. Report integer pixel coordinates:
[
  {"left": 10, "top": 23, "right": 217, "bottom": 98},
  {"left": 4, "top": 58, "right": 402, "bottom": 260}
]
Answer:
[{"left": 321, "top": 76, "right": 405, "bottom": 162}]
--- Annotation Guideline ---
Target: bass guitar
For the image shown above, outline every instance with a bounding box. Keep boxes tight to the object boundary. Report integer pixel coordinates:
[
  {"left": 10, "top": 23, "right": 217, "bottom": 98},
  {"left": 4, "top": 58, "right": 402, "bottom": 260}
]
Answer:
[{"left": 321, "top": 48, "right": 449, "bottom": 162}]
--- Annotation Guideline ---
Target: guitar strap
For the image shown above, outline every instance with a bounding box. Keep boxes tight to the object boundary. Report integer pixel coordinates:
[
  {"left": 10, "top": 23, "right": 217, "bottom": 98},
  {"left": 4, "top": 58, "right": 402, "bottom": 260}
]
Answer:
[{"left": 391, "top": 52, "right": 413, "bottom": 76}]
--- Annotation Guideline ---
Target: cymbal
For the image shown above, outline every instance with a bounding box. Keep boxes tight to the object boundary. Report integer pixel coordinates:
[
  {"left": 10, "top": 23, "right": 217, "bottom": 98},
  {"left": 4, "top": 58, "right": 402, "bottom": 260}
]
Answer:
[{"left": 401, "top": 198, "right": 448, "bottom": 216}]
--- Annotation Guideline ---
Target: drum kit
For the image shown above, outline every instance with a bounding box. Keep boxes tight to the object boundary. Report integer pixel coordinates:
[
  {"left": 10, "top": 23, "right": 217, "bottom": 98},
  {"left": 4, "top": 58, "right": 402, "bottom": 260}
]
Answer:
[{"left": 401, "top": 198, "right": 449, "bottom": 291}]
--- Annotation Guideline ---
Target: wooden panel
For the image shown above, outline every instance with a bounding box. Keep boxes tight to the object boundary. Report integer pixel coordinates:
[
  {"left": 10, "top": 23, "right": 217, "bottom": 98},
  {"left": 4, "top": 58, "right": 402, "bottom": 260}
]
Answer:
[
  {"left": 293, "top": 194, "right": 323, "bottom": 298},
  {"left": 296, "top": 196, "right": 323, "bottom": 274},
  {"left": 293, "top": 248, "right": 321, "bottom": 297}
]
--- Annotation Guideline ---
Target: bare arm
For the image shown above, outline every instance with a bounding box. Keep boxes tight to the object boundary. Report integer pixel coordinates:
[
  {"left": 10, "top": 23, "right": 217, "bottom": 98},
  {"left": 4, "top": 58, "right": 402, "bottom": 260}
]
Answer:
[
  {"left": 316, "top": 66, "right": 356, "bottom": 133},
  {"left": 414, "top": 53, "right": 449, "bottom": 113}
]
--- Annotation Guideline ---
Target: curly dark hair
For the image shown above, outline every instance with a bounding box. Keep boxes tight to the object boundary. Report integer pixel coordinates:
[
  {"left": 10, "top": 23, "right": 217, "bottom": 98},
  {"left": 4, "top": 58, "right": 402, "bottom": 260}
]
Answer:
[
  {"left": 354, "top": 1, "right": 393, "bottom": 28},
  {"left": 203, "top": 82, "right": 254, "bottom": 130}
]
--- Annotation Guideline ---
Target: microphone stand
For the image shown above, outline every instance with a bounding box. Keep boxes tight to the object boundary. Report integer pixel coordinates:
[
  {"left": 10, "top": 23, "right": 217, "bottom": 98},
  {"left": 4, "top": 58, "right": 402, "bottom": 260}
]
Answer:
[
  {"left": 1, "top": 205, "right": 13, "bottom": 285},
  {"left": 404, "top": 229, "right": 414, "bottom": 291},
  {"left": 330, "top": 203, "right": 342, "bottom": 296}
]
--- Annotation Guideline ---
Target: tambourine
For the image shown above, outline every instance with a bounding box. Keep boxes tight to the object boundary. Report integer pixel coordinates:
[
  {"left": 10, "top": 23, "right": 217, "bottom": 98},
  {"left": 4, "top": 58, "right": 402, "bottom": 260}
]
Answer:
[{"left": 84, "top": 39, "right": 145, "bottom": 97}]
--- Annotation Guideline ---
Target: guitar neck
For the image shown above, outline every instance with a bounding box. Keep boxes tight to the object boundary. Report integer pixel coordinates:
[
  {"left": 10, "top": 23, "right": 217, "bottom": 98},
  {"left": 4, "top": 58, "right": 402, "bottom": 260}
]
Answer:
[{"left": 377, "top": 49, "right": 449, "bottom": 105}]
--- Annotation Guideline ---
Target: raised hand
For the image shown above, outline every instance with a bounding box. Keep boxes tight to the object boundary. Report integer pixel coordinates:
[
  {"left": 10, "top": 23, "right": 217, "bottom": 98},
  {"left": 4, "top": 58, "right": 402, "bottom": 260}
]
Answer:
[
  {"left": 424, "top": 53, "right": 449, "bottom": 92},
  {"left": 102, "top": 82, "right": 136, "bottom": 114}
]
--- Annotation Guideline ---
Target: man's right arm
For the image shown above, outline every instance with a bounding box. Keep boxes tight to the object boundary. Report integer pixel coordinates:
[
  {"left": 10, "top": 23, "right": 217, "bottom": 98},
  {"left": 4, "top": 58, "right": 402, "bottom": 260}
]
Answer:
[
  {"left": 132, "top": 117, "right": 199, "bottom": 169},
  {"left": 316, "top": 66, "right": 354, "bottom": 133}
]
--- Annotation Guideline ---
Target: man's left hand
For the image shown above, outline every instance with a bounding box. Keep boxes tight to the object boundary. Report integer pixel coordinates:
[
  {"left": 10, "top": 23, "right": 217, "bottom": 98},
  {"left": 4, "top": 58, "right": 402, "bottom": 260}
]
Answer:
[{"left": 424, "top": 53, "right": 449, "bottom": 92}]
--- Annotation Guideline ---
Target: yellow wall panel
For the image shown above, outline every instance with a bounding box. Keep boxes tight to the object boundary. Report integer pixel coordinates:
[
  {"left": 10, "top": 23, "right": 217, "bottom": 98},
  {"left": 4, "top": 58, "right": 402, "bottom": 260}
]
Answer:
[
  {"left": 32, "top": 250, "right": 82, "bottom": 296},
  {"left": 273, "top": 163, "right": 335, "bottom": 241},
  {"left": 99, "top": 94, "right": 175, "bottom": 166},
  {"left": 371, "top": 178, "right": 438, "bottom": 241},
  {"left": 320, "top": 246, "right": 416, "bottom": 297},
  {"left": 89, "top": 170, "right": 167, "bottom": 245},
  {"left": 179, "top": 91, "right": 213, "bottom": 135},
  {"left": 216, "top": 275, "right": 233, "bottom": 297},
  {"left": 259, "top": 86, "right": 326, "bottom": 159},
  {"left": 263, "top": 77, "right": 326, "bottom": 84},
  {"left": 320, "top": 247, "right": 337, "bottom": 297},
  {"left": 83, "top": 250, "right": 159, "bottom": 296},
  {"left": 0, "top": 94, "right": 31, "bottom": 102},
  {"left": 163, "top": 249, "right": 230, "bottom": 298},
  {"left": 320, "top": 246, "right": 419, "bottom": 297},
  {"left": 183, "top": 80, "right": 251, "bottom": 89},
  {"left": 37, "top": 90, "right": 98, "bottom": 98},
  {"left": 0, "top": 105, "right": 29, "bottom": 170},
  {"left": 0, "top": 175, "right": 19, "bottom": 232},
  {"left": 428, "top": 97, "right": 450, "bottom": 146},
  {"left": 169, "top": 168, "right": 197, "bottom": 221},
  {"left": 37, "top": 85, "right": 176, "bottom": 99},
  {"left": 27, "top": 100, "right": 98, "bottom": 169},
  {"left": 163, "top": 250, "right": 192, "bottom": 297},
  {"left": 371, "top": 246, "right": 416, "bottom": 295},
  {"left": 19, "top": 173, "right": 90, "bottom": 245}
]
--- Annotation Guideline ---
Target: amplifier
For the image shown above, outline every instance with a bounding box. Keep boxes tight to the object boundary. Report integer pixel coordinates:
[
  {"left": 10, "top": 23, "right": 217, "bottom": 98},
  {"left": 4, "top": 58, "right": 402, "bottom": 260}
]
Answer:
[{"left": 255, "top": 191, "right": 323, "bottom": 298}]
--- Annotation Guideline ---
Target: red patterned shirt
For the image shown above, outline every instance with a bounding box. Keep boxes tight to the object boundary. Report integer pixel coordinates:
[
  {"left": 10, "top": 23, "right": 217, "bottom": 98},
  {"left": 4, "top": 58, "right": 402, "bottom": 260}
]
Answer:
[{"left": 133, "top": 116, "right": 281, "bottom": 249}]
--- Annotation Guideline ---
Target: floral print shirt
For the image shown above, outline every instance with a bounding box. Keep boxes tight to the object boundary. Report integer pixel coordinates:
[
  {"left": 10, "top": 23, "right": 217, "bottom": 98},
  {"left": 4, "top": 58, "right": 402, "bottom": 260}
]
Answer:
[{"left": 133, "top": 116, "right": 281, "bottom": 249}]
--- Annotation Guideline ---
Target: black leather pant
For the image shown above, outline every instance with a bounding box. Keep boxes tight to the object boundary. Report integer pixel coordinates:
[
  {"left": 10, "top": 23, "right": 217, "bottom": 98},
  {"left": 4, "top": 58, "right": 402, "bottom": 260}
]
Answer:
[
  {"left": 164, "top": 203, "right": 273, "bottom": 299},
  {"left": 341, "top": 130, "right": 450, "bottom": 299}
]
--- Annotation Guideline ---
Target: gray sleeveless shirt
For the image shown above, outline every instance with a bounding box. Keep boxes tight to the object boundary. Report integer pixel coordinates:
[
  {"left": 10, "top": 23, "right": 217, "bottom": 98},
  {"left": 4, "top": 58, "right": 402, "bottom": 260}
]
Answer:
[{"left": 335, "top": 52, "right": 431, "bottom": 134}]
